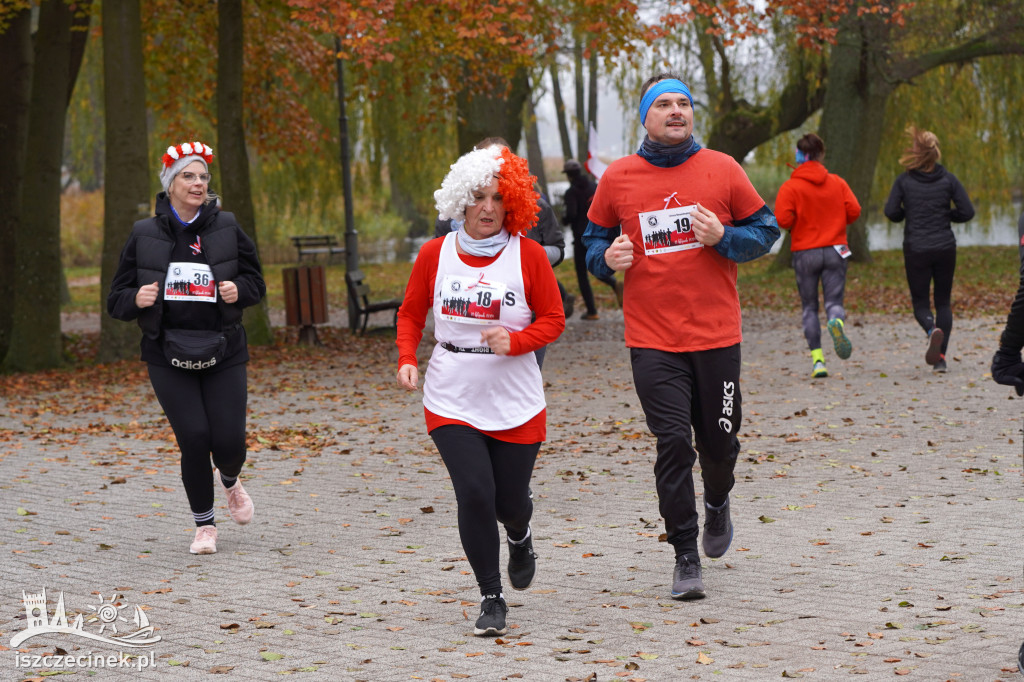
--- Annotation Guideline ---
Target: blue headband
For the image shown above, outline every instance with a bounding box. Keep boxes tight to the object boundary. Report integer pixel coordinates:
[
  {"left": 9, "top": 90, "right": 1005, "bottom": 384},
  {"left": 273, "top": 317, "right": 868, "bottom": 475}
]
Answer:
[{"left": 639, "top": 79, "right": 693, "bottom": 126}]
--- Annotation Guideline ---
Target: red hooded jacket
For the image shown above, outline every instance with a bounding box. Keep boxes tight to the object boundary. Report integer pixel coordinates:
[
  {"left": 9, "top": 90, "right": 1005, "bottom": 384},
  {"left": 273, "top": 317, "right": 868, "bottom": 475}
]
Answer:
[{"left": 775, "top": 160, "right": 861, "bottom": 252}]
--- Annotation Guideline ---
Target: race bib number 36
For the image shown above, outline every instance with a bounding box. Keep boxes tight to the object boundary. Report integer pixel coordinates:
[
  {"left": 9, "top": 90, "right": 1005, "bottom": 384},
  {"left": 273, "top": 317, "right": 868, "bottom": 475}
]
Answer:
[
  {"left": 165, "top": 262, "right": 217, "bottom": 302},
  {"left": 439, "top": 274, "right": 506, "bottom": 324},
  {"left": 639, "top": 204, "right": 703, "bottom": 255}
]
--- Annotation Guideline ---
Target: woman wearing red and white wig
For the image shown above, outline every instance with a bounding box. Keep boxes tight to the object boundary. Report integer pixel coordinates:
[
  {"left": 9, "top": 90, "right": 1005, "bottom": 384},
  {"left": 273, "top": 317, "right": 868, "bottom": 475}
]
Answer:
[{"left": 396, "top": 145, "right": 565, "bottom": 636}]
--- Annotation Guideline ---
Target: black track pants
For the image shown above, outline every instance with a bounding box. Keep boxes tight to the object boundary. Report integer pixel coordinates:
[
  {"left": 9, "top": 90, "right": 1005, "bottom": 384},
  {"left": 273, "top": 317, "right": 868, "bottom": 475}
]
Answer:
[
  {"left": 630, "top": 344, "right": 741, "bottom": 558},
  {"left": 430, "top": 425, "right": 539, "bottom": 596},
  {"left": 903, "top": 247, "right": 956, "bottom": 354},
  {"left": 148, "top": 363, "right": 249, "bottom": 517},
  {"left": 572, "top": 233, "right": 599, "bottom": 316}
]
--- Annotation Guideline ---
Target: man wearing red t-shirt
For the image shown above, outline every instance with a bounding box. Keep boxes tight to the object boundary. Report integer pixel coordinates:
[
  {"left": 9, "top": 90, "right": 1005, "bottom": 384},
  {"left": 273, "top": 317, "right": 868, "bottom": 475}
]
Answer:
[{"left": 583, "top": 73, "right": 779, "bottom": 600}]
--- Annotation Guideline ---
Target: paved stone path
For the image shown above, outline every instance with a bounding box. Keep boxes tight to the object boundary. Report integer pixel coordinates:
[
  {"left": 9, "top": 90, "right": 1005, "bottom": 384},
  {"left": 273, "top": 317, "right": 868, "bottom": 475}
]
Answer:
[{"left": 2, "top": 309, "right": 1021, "bottom": 681}]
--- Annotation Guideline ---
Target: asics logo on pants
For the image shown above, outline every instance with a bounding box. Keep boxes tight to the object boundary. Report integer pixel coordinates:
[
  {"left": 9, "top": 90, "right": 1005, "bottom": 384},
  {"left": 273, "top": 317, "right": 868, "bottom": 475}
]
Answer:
[{"left": 719, "top": 380, "right": 735, "bottom": 432}]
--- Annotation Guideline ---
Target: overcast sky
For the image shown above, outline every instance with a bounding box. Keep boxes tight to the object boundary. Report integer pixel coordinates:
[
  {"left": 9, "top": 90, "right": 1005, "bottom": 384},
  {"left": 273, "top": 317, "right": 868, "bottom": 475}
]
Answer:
[{"left": 532, "top": 69, "right": 636, "bottom": 164}]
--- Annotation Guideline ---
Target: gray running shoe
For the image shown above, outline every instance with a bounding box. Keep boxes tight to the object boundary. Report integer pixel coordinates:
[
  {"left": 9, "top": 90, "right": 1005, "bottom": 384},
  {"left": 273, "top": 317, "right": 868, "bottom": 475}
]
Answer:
[
  {"left": 702, "top": 496, "right": 733, "bottom": 558},
  {"left": 671, "top": 556, "right": 705, "bottom": 600},
  {"left": 473, "top": 594, "right": 508, "bottom": 636}
]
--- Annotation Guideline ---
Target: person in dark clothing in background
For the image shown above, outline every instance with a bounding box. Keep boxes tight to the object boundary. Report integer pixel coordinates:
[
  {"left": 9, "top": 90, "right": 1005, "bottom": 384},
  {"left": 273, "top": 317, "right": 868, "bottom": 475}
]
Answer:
[
  {"left": 991, "top": 209, "right": 1024, "bottom": 396},
  {"left": 884, "top": 126, "right": 974, "bottom": 373},
  {"left": 990, "top": 208, "right": 1024, "bottom": 676},
  {"left": 561, "top": 159, "right": 622, "bottom": 319}
]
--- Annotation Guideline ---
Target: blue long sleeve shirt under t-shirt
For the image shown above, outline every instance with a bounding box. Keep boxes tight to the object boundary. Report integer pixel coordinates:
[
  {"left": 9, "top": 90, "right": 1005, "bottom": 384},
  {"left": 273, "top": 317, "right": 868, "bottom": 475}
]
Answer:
[{"left": 583, "top": 142, "right": 779, "bottom": 280}]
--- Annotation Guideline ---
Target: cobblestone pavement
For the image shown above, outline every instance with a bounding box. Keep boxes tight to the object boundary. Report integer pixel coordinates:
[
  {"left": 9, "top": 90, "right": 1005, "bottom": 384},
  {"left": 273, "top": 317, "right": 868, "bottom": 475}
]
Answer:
[{"left": 1, "top": 309, "right": 1021, "bottom": 681}]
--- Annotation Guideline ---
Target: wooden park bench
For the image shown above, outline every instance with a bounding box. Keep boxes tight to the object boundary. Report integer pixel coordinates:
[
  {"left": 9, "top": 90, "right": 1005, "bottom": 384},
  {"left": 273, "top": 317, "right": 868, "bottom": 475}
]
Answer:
[
  {"left": 290, "top": 235, "right": 346, "bottom": 264},
  {"left": 345, "top": 269, "right": 402, "bottom": 334}
]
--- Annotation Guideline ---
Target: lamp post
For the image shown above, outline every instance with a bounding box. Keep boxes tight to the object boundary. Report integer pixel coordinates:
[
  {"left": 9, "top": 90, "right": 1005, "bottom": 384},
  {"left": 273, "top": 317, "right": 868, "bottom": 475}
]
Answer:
[{"left": 334, "top": 35, "right": 359, "bottom": 331}]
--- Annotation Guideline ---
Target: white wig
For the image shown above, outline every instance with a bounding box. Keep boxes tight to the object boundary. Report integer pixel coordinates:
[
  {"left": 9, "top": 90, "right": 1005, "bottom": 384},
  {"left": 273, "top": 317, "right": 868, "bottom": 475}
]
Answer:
[{"left": 434, "top": 146, "right": 505, "bottom": 222}]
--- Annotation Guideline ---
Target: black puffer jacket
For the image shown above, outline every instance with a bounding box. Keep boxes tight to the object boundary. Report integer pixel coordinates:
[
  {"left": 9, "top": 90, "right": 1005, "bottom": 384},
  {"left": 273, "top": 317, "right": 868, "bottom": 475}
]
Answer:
[
  {"left": 997, "top": 210, "right": 1024, "bottom": 352},
  {"left": 107, "top": 193, "right": 265, "bottom": 361},
  {"left": 883, "top": 164, "right": 974, "bottom": 253}
]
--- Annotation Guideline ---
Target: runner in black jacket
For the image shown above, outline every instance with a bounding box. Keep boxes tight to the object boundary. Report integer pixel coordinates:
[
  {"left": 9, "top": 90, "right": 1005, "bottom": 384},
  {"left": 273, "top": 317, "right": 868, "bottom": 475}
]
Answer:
[
  {"left": 108, "top": 141, "right": 265, "bottom": 555},
  {"left": 884, "top": 127, "right": 974, "bottom": 372}
]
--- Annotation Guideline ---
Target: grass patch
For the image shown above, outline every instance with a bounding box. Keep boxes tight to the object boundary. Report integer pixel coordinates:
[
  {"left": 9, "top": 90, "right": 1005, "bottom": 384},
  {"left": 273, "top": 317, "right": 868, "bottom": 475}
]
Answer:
[{"left": 66, "top": 245, "right": 1020, "bottom": 318}]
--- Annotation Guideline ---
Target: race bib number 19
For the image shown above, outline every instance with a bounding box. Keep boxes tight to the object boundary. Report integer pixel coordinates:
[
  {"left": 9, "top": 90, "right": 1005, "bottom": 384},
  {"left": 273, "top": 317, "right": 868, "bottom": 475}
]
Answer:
[
  {"left": 165, "top": 262, "right": 217, "bottom": 302},
  {"left": 639, "top": 204, "right": 702, "bottom": 255},
  {"left": 439, "top": 274, "right": 506, "bottom": 324}
]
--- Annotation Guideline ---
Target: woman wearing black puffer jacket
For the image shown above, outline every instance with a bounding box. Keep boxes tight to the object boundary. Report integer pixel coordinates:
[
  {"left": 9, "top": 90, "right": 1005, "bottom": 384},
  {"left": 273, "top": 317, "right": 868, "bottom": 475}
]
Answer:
[
  {"left": 884, "top": 127, "right": 974, "bottom": 373},
  {"left": 108, "top": 141, "right": 266, "bottom": 555}
]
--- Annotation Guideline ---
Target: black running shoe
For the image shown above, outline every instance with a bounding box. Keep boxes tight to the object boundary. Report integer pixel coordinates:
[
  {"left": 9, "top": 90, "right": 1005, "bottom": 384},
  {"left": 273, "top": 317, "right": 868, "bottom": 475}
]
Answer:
[
  {"left": 473, "top": 594, "right": 508, "bottom": 636},
  {"left": 702, "top": 496, "right": 733, "bottom": 559},
  {"left": 671, "top": 555, "right": 705, "bottom": 600},
  {"left": 507, "top": 530, "right": 537, "bottom": 590}
]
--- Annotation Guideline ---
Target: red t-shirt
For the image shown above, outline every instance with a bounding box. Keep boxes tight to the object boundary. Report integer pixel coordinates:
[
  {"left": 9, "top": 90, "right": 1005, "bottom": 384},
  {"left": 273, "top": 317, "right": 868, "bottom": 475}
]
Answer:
[
  {"left": 588, "top": 150, "right": 765, "bottom": 352},
  {"left": 396, "top": 236, "right": 564, "bottom": 443},
  {"left": 774, "top": 160, "right": 861, "bottom": 251}
]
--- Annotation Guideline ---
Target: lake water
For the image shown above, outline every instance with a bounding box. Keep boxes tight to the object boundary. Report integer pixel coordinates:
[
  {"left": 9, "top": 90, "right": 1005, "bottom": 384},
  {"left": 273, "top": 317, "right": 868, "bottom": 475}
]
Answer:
[{"left": 361, "top": 206, "right": 1023, "bottom": 263}]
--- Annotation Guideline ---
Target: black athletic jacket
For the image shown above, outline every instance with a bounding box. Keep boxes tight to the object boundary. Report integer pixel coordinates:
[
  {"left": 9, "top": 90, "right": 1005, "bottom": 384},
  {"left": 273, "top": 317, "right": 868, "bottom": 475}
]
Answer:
[
  {"left": 883, "top": 164, "right": 974, "bottom": 253},
  {"left": 997, "top": 210, "right": 1024, "bottom": 352},
  {"left": 107, "top": 193, "right": 265, "bottom": 364}
]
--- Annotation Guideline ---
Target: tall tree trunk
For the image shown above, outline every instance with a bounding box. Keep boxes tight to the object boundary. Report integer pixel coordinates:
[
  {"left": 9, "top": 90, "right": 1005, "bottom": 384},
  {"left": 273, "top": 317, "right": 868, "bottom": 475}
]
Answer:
[
  {"left": 4, "top": 0, "right": 74, "bottom": 371},
  {"left": 218, "top": 0, "right": 272, "bottom": 344},
  {"left": 66, "top": 0, "right": 92, "bottom": 105},
  {"left": 817, "top": 14, "right": 896, "bottom": 264},
  {"left": 573, "top": 38, "right": 585, "bottom": 168},
  {"left": 0, "top": 8, "right": 33, "bottom": 366},
  {"left": 549, "top": 61, "right": 573, "bottom": 161},
  {"left": 586, "top": 49, "right": 597, "bottom": 147},
  {"left": 455, "top": 67, "right": 529, "bottom": 155},
  {"left": 99, "top": 0, "right": 149, "bottom": 362},
  {"left": 523, "top": 81, "right": 547, "bottom": 199}
]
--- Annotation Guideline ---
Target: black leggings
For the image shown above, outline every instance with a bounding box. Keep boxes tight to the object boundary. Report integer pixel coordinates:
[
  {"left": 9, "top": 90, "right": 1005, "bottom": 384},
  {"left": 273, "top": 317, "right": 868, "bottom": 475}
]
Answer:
[
  {"left": 148, "top": 363, "right": 249, "bottom": 519},
  {"left": 430, "top": 425, "right": 539, "bottom": 596},
  {"left": 903, "top": 248, "right": 956, "bottom": 354},
  {"left": 792, "top": 246, "right": 847, "bottom": 351}
]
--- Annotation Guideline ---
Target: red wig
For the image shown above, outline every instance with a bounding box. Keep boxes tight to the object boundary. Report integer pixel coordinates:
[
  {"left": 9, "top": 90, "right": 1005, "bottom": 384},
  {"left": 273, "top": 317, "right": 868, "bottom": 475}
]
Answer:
[{"left": 497, "top": 147, "right": 540, "bottom": 237}]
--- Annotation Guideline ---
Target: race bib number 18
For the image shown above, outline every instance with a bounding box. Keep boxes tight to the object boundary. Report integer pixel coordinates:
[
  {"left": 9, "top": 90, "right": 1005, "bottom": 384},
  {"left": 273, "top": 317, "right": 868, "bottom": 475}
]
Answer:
[
  {"left": 439, "top": 274, "right": 506, "bottom": 324},
  {"left": 638, "top": 204, "right": 703, "bottom": 256}
]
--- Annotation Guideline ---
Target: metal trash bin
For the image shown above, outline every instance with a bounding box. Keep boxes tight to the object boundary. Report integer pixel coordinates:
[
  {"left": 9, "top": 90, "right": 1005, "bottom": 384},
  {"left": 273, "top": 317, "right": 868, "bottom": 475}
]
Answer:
[{"left": 283, "top": 265, "right": 328, "bottom": 345}]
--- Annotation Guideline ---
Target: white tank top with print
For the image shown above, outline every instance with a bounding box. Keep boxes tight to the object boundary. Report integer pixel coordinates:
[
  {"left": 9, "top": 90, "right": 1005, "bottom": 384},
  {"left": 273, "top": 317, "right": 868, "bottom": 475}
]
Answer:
[{"left": 423, "top": 232, "right": 545, "bottom": 431}]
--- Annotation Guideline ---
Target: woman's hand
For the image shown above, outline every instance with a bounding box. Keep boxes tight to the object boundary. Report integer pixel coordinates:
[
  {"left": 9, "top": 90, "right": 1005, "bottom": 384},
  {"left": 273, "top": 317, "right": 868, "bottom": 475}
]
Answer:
[
  {"left": 135, "top": 281, "right": 159, "bottom": 308},
  {"left": 219, "top": 280, "right": 239, "bottom": 304},
  {"left": 481, "top": 327, "right": 511, "bottom": 355},
  {"left": 397, "top": 363, "right": 419, "bottom": 390}
]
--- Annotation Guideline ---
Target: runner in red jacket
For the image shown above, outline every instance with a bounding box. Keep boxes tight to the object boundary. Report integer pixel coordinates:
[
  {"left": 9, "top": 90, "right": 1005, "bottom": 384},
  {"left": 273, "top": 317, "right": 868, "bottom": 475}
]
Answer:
[{"left": 775, "top": 133, "right": 861, "bottom": 378}]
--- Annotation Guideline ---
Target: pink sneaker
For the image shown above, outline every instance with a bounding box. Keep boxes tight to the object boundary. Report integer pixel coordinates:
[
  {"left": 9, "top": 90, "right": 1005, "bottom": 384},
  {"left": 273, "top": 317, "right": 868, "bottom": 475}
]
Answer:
[
  {"left": 220, "top": 475, "right": 254, "bottom": 525},
  {"left": 190, "top": 525, "right": 217, "bottom": 554}
]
